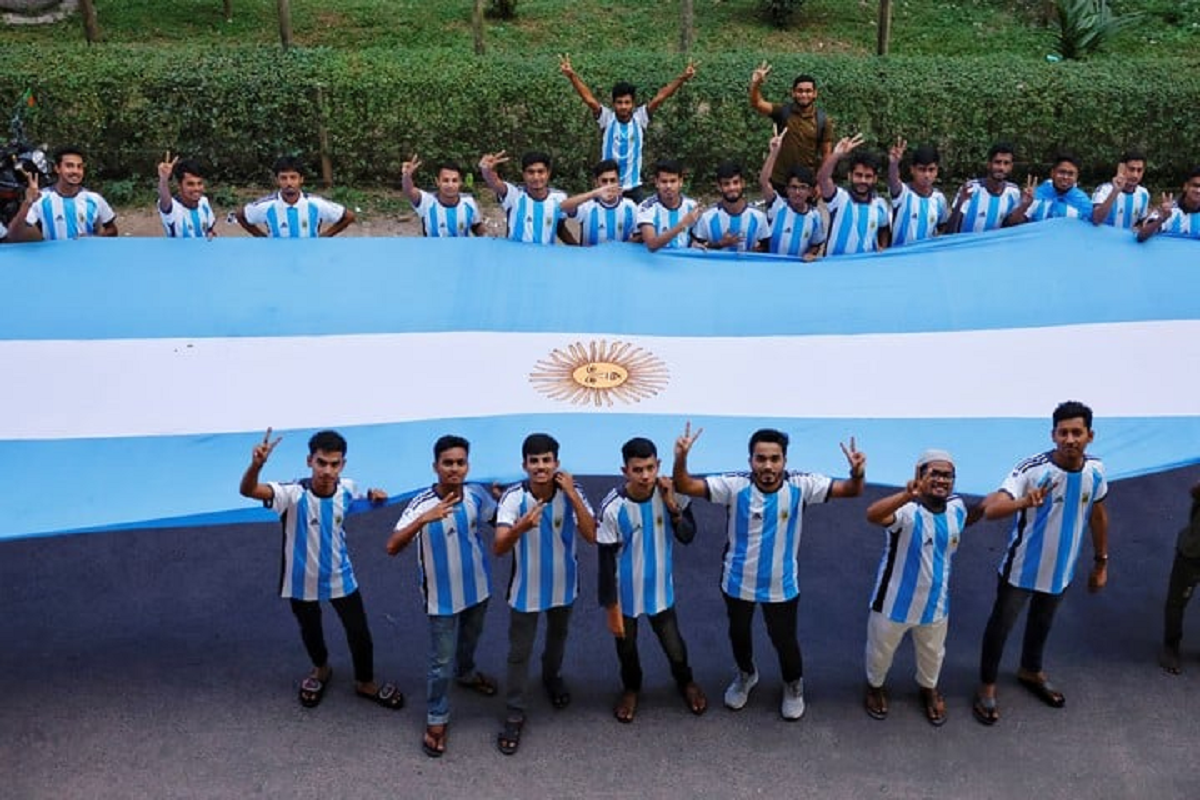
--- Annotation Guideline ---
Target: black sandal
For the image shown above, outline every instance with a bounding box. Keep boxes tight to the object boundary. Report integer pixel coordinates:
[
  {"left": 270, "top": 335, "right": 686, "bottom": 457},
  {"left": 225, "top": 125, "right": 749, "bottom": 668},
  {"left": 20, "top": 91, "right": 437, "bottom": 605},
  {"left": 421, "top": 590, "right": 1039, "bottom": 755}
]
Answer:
[
  {"left": 544, "top": 676, "right": 571, "bottom": 710},
  {"left": 497, "top": 715, "right": 524, "bottom": 756}
]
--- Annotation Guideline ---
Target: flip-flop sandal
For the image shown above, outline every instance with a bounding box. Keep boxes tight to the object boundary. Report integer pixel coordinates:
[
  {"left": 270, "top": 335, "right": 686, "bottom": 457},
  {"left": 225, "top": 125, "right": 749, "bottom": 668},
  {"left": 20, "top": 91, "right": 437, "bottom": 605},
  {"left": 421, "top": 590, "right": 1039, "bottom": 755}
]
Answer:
[
  {"left": 613, "top": 691, "right": 638, "bottom": 723},
  {"left": 681, "top": 682, "right": 708, "bottom": 716},
  {"left": 920, "top": 687, "right": 946, "bottom": 727},
  {"left": 422, "top": 724, "right": 447, "bottom": 758},
  {"left": 972, "top": 693, "right": 999, "bottom": 726},
  {"left": 298, "top": 670, "right": 331, "bottom": 708},
  {"left": 497, "top": 715, "right": 524, "bottom": 756},
  {"left": 358, "top": 682, "right": 405, "bottom": 710},
  {"left": 456, "top": 671, "right": 498, "bottom": 696},
  {"left": 544, "top": 676, "right": 571, "bottom": 710},
  {"left": 864, "top": 685, "right": 888, "bottom": 720},
  {"left": 1017, "top": 675, "right": 1065, "bottom": 708}
]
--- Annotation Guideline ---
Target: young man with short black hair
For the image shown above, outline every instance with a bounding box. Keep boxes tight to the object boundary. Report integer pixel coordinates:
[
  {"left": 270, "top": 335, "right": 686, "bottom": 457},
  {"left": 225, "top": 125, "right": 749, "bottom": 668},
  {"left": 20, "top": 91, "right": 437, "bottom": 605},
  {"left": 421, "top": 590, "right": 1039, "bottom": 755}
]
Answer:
[
  {"left": 25, "top": 145, "right": 117, "bottom": 239},
  {"left": 1137, "top": 166, "right": 1200, "bottom": 242},
  {"left": 560, "top": 55, "right": 696, "bottom": 202},
  {"left": 759, "top": 130, "right": 825, "bottom": 260},
  {"left": 479, "top": 150, "right": 574, "bottom": 245},
  {"left": 157, "top": 152, "right": 216, "bottom": 239},
  {"left": 750, "top": 63, "right": 834, "bottom": 192},
  {"left": 598, "top": 437, "right": 706, "bottom": 724},
  {"left": 238, "top": 428, "right": 402, "bottom": 711},
  {"left": 1092, "top": 150, "right": 1151, "bottom": 229},
  {"left": 388, "top": 435, "right": 498, "bottom": 757},
  {"left": 636, "top": 159, "right": 703, "bottom": 252},
  {"left": 973, "top": 401, "right": 1109, "bottom": 726},
  {"left": 673, "top": 424, "right": 866, "bottom": 720},
  {"left": 493, "top": 433, "right": 596, "bottom": 755},
  {"left": 560, "top": 159, "right": 639, "bottom": 245},
  {"left": 1005, "top": 152, "right": 1092, "bottom": 226},
  {"left": 400, "top": 156, "right": 484, "bottom": 237},
  {"left": 691, "top": 160, "right": 770, "bottom": 252},
  {"left": 816, "top": 134, "right": 891, "bottom": 256},
  {"left": 886, "top": 139, "right": 949, "bottom": 247},
  {"left": 948, "top": 142, "right": 1021, "bottom": 234},
  {"left": 236, "top": 156, "right": 355, "bottom": 238}
]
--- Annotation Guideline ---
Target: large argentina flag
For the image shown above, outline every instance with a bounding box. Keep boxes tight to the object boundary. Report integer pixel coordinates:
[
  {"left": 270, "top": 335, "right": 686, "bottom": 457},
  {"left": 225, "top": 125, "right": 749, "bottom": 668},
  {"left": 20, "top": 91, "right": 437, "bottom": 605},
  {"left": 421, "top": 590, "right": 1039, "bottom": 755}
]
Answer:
[{"left": 1, "top": 218, "right": 1196, "bottom": 540}]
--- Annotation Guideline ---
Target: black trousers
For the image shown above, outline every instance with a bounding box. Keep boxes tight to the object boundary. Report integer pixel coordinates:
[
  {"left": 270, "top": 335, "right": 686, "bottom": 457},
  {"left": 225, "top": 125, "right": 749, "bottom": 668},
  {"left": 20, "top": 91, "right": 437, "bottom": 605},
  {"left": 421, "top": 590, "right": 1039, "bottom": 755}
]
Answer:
[
  {"left": 614, "top": 607, "right": 694, "bottom": 692},
  {"left": 723, "top": 593, "right": 802, "bottom": 683},
  {"left": 1164, "top": 552, "right": 1200, "bottom": 648},
  {"left": 289, "top": 590, "right": 374, "bottom": 684},
  {"left": 979, "top": 578, "right": 1064, "bottom": 685}
]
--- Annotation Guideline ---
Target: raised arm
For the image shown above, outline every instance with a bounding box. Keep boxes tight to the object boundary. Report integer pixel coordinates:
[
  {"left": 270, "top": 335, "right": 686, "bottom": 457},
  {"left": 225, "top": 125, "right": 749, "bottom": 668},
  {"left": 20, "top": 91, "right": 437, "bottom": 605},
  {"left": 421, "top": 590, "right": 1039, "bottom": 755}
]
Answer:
[
  {"left": 560, "top": 183, "right": 620, "bottom": 216},
  {"left": 886, "top": 137, "right": 906, "bottom": 198},
  {"left": 559, "top": 54, "right": 602, "bottom": 116},
  {"left": 671, "top": 422, "right": 708, "bottom": 497},
  {"left": 748, "top": 61, "right": 774, "bottom": 116},
  {"left": 1136, "top": 192, "right": 1175, "bottom": 243},
  {"left": 1091, "top": 166, "right": 1127, "bottom": 225},
  {"left": 866, "top": 483, "right": 919, "bottom": 527},
  {"left": 3, "top": 171, "right": 42, "bottom": 243},
  {"left": 946, "top": 181, "right": 972, "bottom": 234},
  {"left": 759, "top": 129, "right": 786, "bottom": 205},
  {"left": 400, "top": 154, "right": 422, "bottom": 206},
  {"left": 478, "top": 151, "right": 510, "bottom": 201},
  {"left": 492, "top": 500, "right": 545, "bottom": 555},
  {"left": 1004, "top": 174, "right": 1037, "bottom": 227},
  {"left": 829, "top": 437, "right": 866, "bottom": 498},
  {"left": 239, "top": 428, "right": 282, "bottom": 502},
  {"left": 646, "top": 61, "right": 697, "bottom": 114},
  {"left": 982, "top": 475, "right": 1055, "bottom": 520},
  {"left": 386, "top": 491, "right": 459, "bottom": 556},
  {"left": 818, "top": 134, "right": 861, "bottom": 202},
  {"left": 156, "top": 152, "right": 177, "bottom": 214}
]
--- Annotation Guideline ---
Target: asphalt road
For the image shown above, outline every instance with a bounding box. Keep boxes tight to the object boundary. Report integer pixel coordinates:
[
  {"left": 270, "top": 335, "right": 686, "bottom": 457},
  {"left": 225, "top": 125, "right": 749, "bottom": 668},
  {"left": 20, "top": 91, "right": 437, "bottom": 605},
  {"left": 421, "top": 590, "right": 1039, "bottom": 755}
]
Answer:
[{"left": 3, "top": 466, "right": 1199, "bottom": 799}]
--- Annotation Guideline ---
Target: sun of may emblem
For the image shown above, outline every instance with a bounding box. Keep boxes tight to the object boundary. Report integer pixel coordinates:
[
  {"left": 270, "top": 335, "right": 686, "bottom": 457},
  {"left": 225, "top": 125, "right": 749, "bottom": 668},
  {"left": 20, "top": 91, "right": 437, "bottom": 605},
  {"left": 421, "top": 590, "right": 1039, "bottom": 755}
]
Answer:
[{"left": 530, "top": 340, "right": 669, "bottom": 407}]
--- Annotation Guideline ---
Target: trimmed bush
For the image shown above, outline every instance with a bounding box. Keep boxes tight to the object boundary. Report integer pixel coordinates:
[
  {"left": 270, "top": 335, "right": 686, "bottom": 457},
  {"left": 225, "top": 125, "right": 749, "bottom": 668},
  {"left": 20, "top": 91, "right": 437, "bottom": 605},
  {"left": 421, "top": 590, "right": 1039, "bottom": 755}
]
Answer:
[{"left": 1, "top": 46, "right": 1197, "bottom": 192}]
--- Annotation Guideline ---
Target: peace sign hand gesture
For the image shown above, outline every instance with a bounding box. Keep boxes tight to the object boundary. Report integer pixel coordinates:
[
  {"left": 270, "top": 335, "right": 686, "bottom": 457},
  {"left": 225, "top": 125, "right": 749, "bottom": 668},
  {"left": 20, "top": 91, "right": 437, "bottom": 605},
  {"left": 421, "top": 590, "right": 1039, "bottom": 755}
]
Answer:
[
  {"left": 833, "top": 133, "right": 864, "bottom": 159},
  {"left": 675, "top": 421, "right": 704, "bottom": 459},
  {"left": 401, "top": 154, "right": 422, "bottom": 177},
  {"left": 157, "top": 151, "right": 179, "bottom": 181},
  {"left": 751, "top": 60, "right": 772, "bottom": 86},
  {"left": 840, "top": 436, "right": 866, "bottom": 479},
  {"left": 251, "top": 427, "right": 283, "bottom": 467}
]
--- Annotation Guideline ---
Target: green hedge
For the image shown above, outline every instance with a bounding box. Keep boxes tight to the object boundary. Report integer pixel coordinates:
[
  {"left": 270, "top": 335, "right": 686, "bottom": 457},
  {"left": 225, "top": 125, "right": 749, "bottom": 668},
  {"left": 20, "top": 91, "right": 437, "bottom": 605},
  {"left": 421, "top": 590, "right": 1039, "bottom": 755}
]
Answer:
[{"left": 1, "top": 46, "right": 1197, "bottom": 192}]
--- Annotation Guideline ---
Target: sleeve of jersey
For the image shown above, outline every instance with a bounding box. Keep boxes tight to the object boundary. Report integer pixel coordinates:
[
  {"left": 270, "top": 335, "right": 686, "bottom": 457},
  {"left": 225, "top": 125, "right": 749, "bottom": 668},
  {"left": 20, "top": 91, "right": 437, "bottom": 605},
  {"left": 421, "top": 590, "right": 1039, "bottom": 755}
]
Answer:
[
  {"left": 752, "top": 209, "right": 772, "bottom": 242},
  {"left": 496, "top": 487, "right": 521, "bottom": 526},
  {"left": 705, "top": 474, "right": 736, "bottom": 506},
  {"left": 499, "top": 183, "right": 520, "bottom": 212},
  {"left": 826, "top": 186, "right": 847, "bottom": 213},
  {"left": 635, "top": 201, "right": 656, "bottom": 228},
  {"left": 267, "top": 481, "right": 299, "bottom": 514},
  {"left": 0, "top": 219, "right": 7, "bottom": 238},
  {"left": 794, "top": 472, "right": 834, "bottom": 504},
  {"left": 394, "top": 494, "right": 427, "bottom": 531},
  {"left": 412, "top": 190, "right": 431, "bottom": 213},
  {"left": 25, "top": 193, "right": 45, "bottom": 225},
  {"left": 242, "top": 200, "right": 267, "bottom": 225},
  {"left": 1091, "top": 183, "right": 1113, "bottom": 204},
  {"left": 634, "top": 106, "right": 650, "bottom": 129},
  {"left": 887, "top": 502, "right": 914, "bottom": 534},
  {"left": 937, "top": 192, "right": 951, "bottom": 223},
  {"left": 596, "top": 500, "right": 622, "bottom": 546},
  {"left": 810, "top": 214, "right": 828, "bottom": 245},
  {"left": 313, "top": 196, "right": 347, "bottom": 223},
  {"left": 474, "top": 484, "right": 499, "bottom": 523},
  {"left": 597, "top": 105, "right": 614, "bottom": 129},
  {"left": 1092, "top": 462, "right": 1109, "bottom": 502},
  {"left": 95, "top": 194, "right": 116, "bottom": 224},
  {"left": 999, "top": 468, "right": 1026, "bottom": 500},
  {"left": 691, "top": 210, "right": 713, "bottom": 242},
  {"left": 891, "top": 183, "right": 909, "bottom": 208}
]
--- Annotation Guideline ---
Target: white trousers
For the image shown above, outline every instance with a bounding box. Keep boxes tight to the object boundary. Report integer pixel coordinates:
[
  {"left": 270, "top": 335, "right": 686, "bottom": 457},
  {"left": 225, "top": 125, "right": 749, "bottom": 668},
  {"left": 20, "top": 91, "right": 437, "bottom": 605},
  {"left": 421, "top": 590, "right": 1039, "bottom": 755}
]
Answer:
[{"left": 864, "top": 610, "right": 948, "bottom": 690}]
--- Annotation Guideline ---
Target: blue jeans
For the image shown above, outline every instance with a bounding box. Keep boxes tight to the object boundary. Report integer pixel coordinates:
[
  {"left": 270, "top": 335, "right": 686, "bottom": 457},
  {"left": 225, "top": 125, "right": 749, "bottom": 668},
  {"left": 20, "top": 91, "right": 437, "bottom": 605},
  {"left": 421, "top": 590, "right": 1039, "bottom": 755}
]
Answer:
[{"left": 427, "top": 598, "right": 489, "bottom": 725}]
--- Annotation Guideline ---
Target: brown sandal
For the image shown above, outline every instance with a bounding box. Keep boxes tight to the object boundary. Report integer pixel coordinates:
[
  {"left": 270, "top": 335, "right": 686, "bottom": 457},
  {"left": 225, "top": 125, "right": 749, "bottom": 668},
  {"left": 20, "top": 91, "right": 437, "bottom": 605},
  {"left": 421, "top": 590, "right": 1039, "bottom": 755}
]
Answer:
[
  {"left": 920, "top": 687, "right": 946, "bottom": 727},
  {"left": 422, "top": 724, "right": 447, "bottom": 757},
  {"left": 682, "top": 681, "right": 708, "bottom": 715},
  {"left": 864, "top": 684, "right": 888, "bottom": 720}
]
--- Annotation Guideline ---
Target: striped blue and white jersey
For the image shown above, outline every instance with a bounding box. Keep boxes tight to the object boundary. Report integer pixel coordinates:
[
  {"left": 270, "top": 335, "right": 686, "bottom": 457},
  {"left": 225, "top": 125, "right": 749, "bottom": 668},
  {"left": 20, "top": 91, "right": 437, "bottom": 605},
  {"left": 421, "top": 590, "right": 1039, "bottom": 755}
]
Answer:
[
  {"left": 954, "top": 180, "right": 1021, "bottom": 233},
  {"left": 1092, "top": 183, "right": 1151, "bottom": 229},
  {"left": 241, "top": 192, "right": 346, "bottom": 238},
  {"left": 870, "top": 497, "right": 968, "bottom": 625},
  {"left": 1026, "top": 181, "right": 1091, "bottom": 222},
  {"left": 705, "top": 471, "right": 832, "bottom": 603},
  {"left": 825, "top": 186, "right": 890, "bottom": 256},
  {"left": 26, "top": 188, "right": 115, "bottom": 240},
  {"left": 636, "top": 194, "right": 698, "bottom": 250},
  {"left": 1162, "top": 206, "right": 1200, "bottom": 239},
  {"left": 159, "top": 196, "right": 216, "bottom": 239},
  {"left": 996, "top": 452, "right": 1107, "bottom": 594},
  {"left": 0, "top": 218, "right": 6, "bottom": 239},
  {"left": 572, "top": 197, "right": 638, "bottom": 245},
  {"left": 500, "top": 183, "right": 567, "bottom": 244},
  {"left": 497, "top": 482, "right": 594, "bottom": 612},
  {"left": 267, "top": 477, "right": 363, "bottom": 601},
  {"left": 890, "top": 184, "right": 949, "bottom": 247},
  {"left": 395, "top": 483, "right": 496, "bottom": 616},
  {"left": 597, "top": 486, "right": 691, "bottom": 617},
  {"left": 597, "top": 105, "right": 651, "bottom": 190},
  {"left": 765, "top": 195, "right": 826, "bottom": 257},
  {"left": 692, "top": 205, "right": 770, "bottom": 252},
  {"left": 412, "top": 190, "right": 480, "bottom": 238}
]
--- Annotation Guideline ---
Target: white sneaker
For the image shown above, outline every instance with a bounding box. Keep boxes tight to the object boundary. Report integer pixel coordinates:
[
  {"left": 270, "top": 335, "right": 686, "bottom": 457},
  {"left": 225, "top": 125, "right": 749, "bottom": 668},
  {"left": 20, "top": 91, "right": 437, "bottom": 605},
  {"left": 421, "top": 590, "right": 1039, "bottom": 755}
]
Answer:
[
  {"left": 781, "top": 678, "right": 806, "bottom": 720},
  {"left": 724, "top": 668, "right": 759, "bottom": 710}
]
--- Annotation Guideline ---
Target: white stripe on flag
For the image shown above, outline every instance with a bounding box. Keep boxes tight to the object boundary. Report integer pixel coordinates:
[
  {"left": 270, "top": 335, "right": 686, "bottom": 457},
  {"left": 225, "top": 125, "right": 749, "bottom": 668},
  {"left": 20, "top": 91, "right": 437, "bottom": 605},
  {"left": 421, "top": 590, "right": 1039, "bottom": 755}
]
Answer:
[{"left": 3, "top": 320, "right": 1195, "bottom": 440}]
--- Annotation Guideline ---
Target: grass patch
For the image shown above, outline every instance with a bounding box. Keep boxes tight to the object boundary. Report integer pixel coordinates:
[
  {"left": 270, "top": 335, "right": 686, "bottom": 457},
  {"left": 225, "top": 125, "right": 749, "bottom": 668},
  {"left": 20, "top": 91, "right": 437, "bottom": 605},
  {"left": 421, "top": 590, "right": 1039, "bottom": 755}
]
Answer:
[{"left": 0, "top": 0, "right": 1193, "bottom": 57}]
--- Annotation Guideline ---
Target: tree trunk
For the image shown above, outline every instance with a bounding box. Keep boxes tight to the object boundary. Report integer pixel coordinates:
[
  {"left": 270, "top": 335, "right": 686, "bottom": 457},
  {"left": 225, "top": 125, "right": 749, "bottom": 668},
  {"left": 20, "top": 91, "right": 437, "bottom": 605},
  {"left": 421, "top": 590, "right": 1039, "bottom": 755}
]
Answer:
[
  {"left": 79, "top": 0, "right": 99, "bottom": 44},
  {"left": 277, "top": 0, "right": 293, "bottom": 50},
  {"left": 224, "top": 0, "right": 233, "bottom": 23},
  {"left": 472, "top": 0, "right": 485, "bottom": 56},
  {"left": 876, "top": 0, "right": 892, "bottom": 56},
  {"left": 679, "top": 0, "right": 693, "bottom": 54}
]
